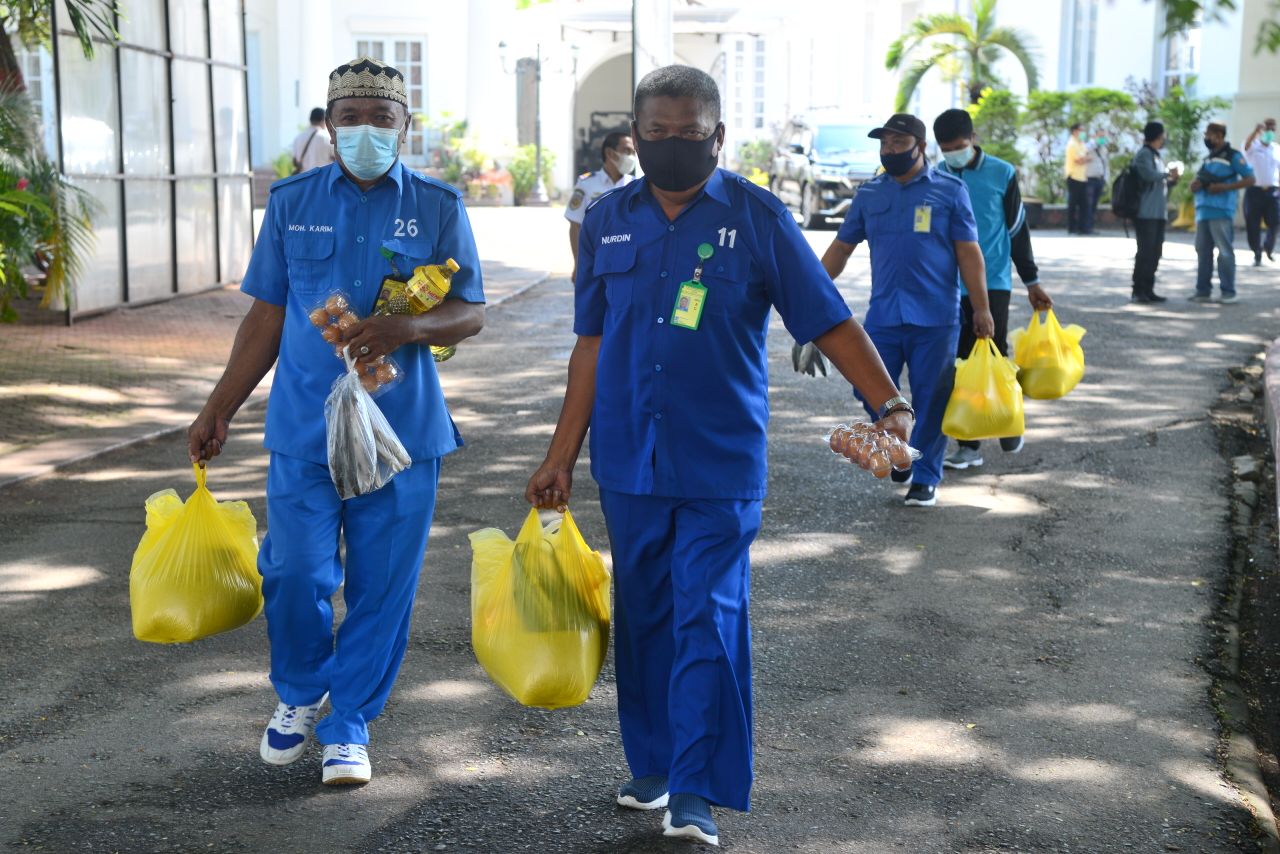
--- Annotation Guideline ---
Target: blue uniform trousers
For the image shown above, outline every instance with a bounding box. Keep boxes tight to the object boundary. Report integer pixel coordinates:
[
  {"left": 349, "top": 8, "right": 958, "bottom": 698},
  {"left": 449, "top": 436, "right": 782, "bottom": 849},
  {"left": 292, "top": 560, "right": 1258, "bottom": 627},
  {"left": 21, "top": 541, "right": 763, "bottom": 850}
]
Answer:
[
  {"left": 258, "top": 452, "right": 440, "bottom": 745},
  {"left": 856, "top": 323, "right": 960, "bottom": 487},
  {"left": 599, "top": 489, "right": 761, "bottom": 812}
]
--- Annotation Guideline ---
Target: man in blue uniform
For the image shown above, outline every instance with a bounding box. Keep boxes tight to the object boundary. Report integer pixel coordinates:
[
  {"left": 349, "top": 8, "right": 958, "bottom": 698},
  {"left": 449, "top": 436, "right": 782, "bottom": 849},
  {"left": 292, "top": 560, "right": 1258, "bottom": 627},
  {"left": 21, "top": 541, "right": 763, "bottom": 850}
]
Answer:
[
  {"left": 821, "top": 113, "right": 994, "bottom": 507},
  {"left": 526, "top": 66, "right": 913, "bottom": 847},
  {"left": 186, "top": 57, "right": 485, "bottom": 786},
  {"left": 933, "top": 109, "right": 1053, "bottom": 470}
]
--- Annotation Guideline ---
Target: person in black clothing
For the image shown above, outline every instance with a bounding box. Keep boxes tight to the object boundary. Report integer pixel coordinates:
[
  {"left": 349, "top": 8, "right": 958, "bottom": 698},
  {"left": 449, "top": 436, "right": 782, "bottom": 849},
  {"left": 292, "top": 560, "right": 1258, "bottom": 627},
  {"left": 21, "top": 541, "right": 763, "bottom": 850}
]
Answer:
[{"left": 1130, "top": 121, "right": 1181, "bottom": 304}]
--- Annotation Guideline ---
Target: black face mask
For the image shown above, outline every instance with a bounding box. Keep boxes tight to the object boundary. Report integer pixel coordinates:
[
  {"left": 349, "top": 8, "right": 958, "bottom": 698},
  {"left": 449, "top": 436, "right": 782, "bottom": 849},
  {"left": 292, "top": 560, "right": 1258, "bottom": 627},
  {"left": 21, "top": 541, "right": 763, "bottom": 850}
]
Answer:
[
  {"left": 880, "top": 146, "right": 920, "bottom": 177},
  {"left": 1204, "top": 137, "right": 1217, "bottom": 151},
  {"left": 635, "top": 126, "right": 722, "bottom": 192}
]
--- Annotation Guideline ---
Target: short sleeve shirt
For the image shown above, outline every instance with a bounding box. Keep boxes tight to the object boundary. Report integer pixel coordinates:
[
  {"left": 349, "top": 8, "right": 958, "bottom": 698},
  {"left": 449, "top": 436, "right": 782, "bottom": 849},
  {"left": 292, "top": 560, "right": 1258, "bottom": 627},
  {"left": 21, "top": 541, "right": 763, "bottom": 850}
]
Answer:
[
  {"left": 241, "top": 160, "right": 485, "bottom": 466},
  {"left": 1246, "top": 140, "right": 1279, "bottom": 189},
  {"left": 1195, "top": 146, "right": 1254, "bottom": 221},
  {"left": 564, "top": 170, "right": 635, "bottom": 224},
  {"left": 574, "top": 169, "right": 852, "bottom": 500},
  {"left": 836, "top": 166, "right": 979, "bottom": 328}
]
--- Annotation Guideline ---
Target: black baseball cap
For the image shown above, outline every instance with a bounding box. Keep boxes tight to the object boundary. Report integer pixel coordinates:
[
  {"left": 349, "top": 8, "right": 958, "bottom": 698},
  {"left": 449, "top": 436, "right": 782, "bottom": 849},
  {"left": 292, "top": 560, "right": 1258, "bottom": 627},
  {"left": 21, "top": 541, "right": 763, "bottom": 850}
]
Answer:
[{"left": 868, "top": 113, "right": 927, "bottom": 141}]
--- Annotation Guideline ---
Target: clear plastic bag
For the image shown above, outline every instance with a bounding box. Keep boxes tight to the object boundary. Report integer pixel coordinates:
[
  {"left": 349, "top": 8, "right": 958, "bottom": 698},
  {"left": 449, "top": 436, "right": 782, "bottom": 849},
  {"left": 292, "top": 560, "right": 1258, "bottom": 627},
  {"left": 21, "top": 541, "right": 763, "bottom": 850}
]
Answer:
[
  {"left": 325, "top": 347, "right": 412, "bottom": 499},
  {"left": 308, "top": 291, "right": 404, "bottom": 396},
  {"left": 129, "top": 463, "right": 263, "bottom": 644},
  {"left": 469, "top": 508, "right": 611, "bottom": 709}
]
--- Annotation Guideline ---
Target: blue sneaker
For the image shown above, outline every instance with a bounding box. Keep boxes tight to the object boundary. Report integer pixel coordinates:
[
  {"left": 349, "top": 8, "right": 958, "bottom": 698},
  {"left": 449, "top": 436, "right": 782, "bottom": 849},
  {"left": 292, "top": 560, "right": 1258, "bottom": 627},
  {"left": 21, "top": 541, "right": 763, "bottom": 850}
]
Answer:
[
  {"left": 259, "top": 694, "right": 327, "bottom": 766},
  {"left": 663, "top": 793, "right": 719, "bottom": 846},
  {"left": 617, "top": 775, "right": 669, "bottom": 810},
  {"left": 321, "top": 742, "right": 371, "bottom": 785}
]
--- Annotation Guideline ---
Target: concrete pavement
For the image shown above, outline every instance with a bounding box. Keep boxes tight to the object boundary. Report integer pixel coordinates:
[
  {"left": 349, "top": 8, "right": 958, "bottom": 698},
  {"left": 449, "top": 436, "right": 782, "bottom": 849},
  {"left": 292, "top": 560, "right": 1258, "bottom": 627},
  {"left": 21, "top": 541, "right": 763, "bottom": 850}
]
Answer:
[{"left": 1, "top": 215, "right": 1278, "bottom": 852}]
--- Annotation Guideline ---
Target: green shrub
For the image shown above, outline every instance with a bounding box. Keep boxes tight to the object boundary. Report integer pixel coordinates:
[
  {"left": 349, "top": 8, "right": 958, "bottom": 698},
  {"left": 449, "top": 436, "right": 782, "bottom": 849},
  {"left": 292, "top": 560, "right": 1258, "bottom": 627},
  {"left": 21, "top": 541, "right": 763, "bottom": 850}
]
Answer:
[{"left": 507, "top": 144, "right": 555, "bottom": 204}]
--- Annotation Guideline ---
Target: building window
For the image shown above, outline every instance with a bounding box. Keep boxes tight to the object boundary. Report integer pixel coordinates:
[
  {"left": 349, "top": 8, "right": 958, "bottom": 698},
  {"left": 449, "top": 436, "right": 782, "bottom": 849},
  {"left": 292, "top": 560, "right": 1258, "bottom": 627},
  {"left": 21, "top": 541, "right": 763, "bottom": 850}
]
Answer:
[
  {"left": 732, "top": 36, "right": 767, "bottom": 133},
  {"left": 355, "top": 37, "right": 428, "bottom": 161},
  {"left": 1162, "top": 22, "right": 1201, "bottom": 94},
  {"left": 1068, "top": 0, "right": 1098, "bottom": 86},
  {"left": 13, "top": 44, "right": 58, "bottom": 160}
]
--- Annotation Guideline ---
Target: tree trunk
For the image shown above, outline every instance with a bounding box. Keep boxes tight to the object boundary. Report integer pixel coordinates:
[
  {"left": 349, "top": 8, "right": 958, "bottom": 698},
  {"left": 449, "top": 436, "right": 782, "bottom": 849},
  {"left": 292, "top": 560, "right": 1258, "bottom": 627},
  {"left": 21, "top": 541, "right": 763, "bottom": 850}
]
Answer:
[{"left": 0, "top": 28, "right": 27, "bottom": 94}]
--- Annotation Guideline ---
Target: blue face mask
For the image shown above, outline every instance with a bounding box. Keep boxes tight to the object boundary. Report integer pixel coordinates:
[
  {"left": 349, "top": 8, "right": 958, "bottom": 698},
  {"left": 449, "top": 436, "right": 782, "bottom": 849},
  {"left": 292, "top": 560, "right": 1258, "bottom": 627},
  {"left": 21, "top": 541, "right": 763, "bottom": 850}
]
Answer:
[
  {"left": 335, "top": 125, "right": 401, "bottom": 181},
  {"left": 942, "top": 145, "right": 974, "bottom": 170}
]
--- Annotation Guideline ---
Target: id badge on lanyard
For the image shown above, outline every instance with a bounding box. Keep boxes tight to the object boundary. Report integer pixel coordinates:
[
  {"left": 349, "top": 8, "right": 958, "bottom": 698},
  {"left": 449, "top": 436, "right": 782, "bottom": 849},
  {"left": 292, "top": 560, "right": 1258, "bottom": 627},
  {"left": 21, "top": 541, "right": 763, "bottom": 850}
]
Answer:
[{"left": 670, "top": 242, "right": 716, "bottom": 331}]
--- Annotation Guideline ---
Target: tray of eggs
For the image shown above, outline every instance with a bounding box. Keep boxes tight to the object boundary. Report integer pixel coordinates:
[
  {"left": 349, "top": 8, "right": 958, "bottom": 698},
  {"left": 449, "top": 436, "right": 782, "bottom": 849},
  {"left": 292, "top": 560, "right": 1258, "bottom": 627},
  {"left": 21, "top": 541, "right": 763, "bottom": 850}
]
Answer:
[
  {"left": 308, "top": 293, "right": 402, "bottom": 395},
  {"left": 825, "top": 421, "right": 920, "bottom": 478}
]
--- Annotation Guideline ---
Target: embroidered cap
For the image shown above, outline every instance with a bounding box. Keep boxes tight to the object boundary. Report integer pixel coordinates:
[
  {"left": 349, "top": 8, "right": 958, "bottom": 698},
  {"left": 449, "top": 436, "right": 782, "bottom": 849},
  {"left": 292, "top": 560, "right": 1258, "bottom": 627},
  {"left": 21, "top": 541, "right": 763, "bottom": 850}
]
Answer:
[{"left": 327, "top": 56, "right": 407, "bottom": 107}]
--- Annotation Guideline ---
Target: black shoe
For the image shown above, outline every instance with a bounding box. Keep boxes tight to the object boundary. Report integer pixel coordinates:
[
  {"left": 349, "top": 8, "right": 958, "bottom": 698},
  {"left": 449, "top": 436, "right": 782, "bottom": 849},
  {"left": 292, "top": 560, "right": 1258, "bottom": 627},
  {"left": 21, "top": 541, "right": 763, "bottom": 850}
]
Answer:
[
  {"left": 999, "top": 436, "right": 1024, "bottom": 454},
  {"left": 1254, "top": 255, "right": 1263, "bottom": 267},
  {"left": 903, "top": 483, "right": 937, "bottom": 507},
  {"left": 1268, "top": 250, "right": 1275, "bottom": 262},
  {"left": 1131, "top": 293, "right": 1155, "bottom": 304},
  {"left": 890, "top": 467, "right": 912, "bottom": 484},
  {"left": 1147, "top": 292, "right": 1167, "bottom": 303}
]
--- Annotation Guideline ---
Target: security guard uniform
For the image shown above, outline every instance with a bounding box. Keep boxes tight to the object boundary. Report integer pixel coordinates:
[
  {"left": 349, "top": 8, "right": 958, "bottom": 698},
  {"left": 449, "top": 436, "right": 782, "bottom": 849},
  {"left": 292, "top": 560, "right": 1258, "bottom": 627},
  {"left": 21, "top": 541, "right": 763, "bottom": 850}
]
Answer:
[
  {"left": 837, "top": 164, "right": 979, "bottom": 487},
  {"left": 575, "top": 168, "right": 851, "bottom": 811},
  {"left": 241, "top": 159, "right": 485, "bottom": 746},
  {"left": 564, "top": 169, "right": 635, "bottom": 225}
]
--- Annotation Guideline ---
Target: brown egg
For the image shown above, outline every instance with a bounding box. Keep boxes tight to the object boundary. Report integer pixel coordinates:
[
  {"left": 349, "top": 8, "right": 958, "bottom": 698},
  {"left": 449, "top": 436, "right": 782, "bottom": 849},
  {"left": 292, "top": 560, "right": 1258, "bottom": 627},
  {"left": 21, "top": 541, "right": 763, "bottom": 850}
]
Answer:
[
  {"left": 360, "top": 372, "right": 380, "bottom": 393},
  {"left": 889, "top": 442, "right": 914, "bottom": 470},
  {"left": 321, "top": 326, "right": 341, "bottom": 344},
  {"left": 325, "top": 294, "right": 348, "bottom": 314},
  {"left": 869, "top": 450, "right": 892, "bottom": 478},
  {"left": 309, "top": 307, "right": 330, "bottom": 327},
  {"left": 337, "top": 311, "right": 359, "bottom": 330},
  {"left": 375, "top": 363, "right": 396, "bottom": 384}
]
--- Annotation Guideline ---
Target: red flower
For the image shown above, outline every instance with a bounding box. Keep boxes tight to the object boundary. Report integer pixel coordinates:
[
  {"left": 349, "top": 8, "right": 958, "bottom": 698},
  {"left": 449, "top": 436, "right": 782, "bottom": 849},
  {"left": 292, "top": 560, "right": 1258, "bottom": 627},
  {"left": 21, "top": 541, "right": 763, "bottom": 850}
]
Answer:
[{"left": 15, "top": 178, "right": 28, "bottom": 191}]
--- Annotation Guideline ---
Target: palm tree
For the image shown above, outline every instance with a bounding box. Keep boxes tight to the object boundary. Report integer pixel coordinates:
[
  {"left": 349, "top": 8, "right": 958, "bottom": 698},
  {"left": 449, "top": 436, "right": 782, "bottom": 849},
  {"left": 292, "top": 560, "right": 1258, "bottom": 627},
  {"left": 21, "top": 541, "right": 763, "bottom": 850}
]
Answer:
[{"left": 886, "top": 0, "right": 1040, "bottom": 112}]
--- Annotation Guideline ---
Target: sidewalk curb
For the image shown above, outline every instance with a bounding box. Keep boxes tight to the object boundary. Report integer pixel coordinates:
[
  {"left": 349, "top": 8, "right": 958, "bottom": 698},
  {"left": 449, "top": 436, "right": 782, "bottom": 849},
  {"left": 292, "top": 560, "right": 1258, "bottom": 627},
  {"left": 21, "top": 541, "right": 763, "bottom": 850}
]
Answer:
[
  {"left": 0, "top": 270, "right": 553, "bottom": 491},
  {"left": 1216, "top": 349, "right": 1280, "bottom": 853}
]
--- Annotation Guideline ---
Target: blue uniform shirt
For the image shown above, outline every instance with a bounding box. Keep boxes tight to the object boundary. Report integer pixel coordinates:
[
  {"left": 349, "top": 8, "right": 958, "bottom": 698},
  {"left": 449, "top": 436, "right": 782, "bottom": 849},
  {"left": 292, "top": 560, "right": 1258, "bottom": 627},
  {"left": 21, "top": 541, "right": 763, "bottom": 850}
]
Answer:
[
  {"left": 241, "top": 160, "right": 485, "bottom": 466},
  {"left": 1195, "top": 145, "right": 1254, "bottom": 221},
  {"left": 575, "top": 168, "right": 852, "bottom": 500},
  {"left": 837, "top": 165, "right": 979, "bottom": 327}
]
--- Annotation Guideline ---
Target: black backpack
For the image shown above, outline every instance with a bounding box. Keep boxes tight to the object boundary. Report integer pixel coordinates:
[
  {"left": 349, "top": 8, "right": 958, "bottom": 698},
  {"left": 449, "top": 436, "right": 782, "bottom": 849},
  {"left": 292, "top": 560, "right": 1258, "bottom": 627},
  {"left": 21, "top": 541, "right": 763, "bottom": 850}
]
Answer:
[{"left": 1111, "top": 164, "right": 1142, "bottom": 220}]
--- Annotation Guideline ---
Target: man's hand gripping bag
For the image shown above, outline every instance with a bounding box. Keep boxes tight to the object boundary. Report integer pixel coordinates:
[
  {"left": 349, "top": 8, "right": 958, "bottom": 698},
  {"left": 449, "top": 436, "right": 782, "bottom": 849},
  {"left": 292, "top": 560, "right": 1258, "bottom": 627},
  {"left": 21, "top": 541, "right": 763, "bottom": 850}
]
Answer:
[
  {"left": 130, "top": 464, "right": 263, "bottom": 643},
  {"left": 469, "top": 508, "right": 611, "bottom": 709}
]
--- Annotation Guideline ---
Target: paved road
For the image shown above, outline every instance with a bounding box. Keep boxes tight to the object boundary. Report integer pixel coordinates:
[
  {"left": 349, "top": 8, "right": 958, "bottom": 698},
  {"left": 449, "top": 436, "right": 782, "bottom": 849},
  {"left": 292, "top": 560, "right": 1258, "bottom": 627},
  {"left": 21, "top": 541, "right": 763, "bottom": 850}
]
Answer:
[{"left": 1, "top": 222, "right": 1278, "bottom": 852}]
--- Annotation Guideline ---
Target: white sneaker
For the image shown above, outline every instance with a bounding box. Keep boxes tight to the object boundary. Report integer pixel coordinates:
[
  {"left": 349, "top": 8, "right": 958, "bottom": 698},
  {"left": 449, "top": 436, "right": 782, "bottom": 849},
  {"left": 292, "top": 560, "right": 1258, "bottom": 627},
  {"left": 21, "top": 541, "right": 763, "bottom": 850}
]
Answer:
[
  {"left": 322, "top": 743, "right": 372, "bottom": 785},
  {"left": 259, "top": 694, "right": 327, "bottom": 766}
]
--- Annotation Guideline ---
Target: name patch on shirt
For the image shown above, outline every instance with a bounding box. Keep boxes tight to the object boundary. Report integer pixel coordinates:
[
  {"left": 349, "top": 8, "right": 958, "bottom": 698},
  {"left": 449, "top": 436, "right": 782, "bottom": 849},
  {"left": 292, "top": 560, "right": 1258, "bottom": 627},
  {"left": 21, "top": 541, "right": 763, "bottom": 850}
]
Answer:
[
  {"left": 287, "top": 224, "right": 335, "bottom": 233},
  {"left": 601, "top": 233, "right": 632, "bottom": 245}
]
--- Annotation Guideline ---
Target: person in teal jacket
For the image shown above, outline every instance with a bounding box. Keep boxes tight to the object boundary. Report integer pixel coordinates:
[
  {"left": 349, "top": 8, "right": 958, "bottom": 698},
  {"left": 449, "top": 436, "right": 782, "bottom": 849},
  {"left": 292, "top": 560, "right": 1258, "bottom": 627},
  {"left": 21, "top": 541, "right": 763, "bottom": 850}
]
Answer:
[
  {"left": 932, "top": 109, "right": 1053, "bottom": 471},
  {"left": 1191, "top": 122, "right": 1255, "bottom": 304}
]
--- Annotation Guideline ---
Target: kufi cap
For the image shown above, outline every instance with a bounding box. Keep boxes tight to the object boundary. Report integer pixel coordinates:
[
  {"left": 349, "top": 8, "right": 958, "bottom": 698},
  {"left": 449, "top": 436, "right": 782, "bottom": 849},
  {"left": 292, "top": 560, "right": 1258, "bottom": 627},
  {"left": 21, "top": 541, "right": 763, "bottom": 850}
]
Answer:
[{"left": 327, "top": 56, "right": 407, "bottom": 106}]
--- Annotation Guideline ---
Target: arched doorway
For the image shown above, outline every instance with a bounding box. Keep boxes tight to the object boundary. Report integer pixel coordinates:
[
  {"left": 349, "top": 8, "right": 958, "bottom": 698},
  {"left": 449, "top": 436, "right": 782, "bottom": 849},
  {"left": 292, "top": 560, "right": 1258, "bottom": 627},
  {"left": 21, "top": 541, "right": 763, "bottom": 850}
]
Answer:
[{"left": 573, "top": 52, "right": 632, "bottom": 177}]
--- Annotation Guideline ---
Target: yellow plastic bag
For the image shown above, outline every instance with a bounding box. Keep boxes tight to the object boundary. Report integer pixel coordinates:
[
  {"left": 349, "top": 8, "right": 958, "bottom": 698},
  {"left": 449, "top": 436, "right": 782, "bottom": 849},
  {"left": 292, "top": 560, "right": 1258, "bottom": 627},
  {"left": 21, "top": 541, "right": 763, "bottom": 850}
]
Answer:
[
  {"left": 469, "top": 508, "right": 611, "bottom": 709},
  {"left": 1010, "top": 309, "right": 1086, "bottom": 400},
  {"left": 129, "top": 464, "right": 263, "bottom": 644},
  {"left": 943, "top": 338, "right": 1026, "bottom": 441}
]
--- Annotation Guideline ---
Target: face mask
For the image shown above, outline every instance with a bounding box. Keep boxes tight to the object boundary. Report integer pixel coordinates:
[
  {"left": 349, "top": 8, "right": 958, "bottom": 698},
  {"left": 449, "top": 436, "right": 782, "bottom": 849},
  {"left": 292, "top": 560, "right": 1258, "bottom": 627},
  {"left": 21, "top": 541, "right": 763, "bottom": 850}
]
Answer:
[
  {"left": 335, "top": 125, "right": 401, "bottom": 181},
  {"left": 942, "top": 146, "right": 973, "bottom": 170},
  {"left": 612, "top": 151, "right": 639, "bottom": 175},
  {"left": 1264, "top": 131, "right": 1276, "bottom": 144},
  {"left": 1204, "top": 137, "right": 1216, "bottom": 151},
  {"left": 1096, "top": 136, "right": 1108, "bottom": 146},
  {"left": 635, "top": 128, "right": 721, "bottom": 192},
  {"left": 880, "top": 146, "right": 920, "bottom": 177}
]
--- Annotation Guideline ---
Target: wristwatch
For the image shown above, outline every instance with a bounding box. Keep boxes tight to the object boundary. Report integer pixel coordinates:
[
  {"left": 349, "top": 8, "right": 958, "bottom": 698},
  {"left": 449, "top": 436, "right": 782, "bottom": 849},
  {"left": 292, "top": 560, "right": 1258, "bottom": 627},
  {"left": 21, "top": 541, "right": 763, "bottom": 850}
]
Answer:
[{"left": 878, "top": 394, "right": 915, "bottom": 420}]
